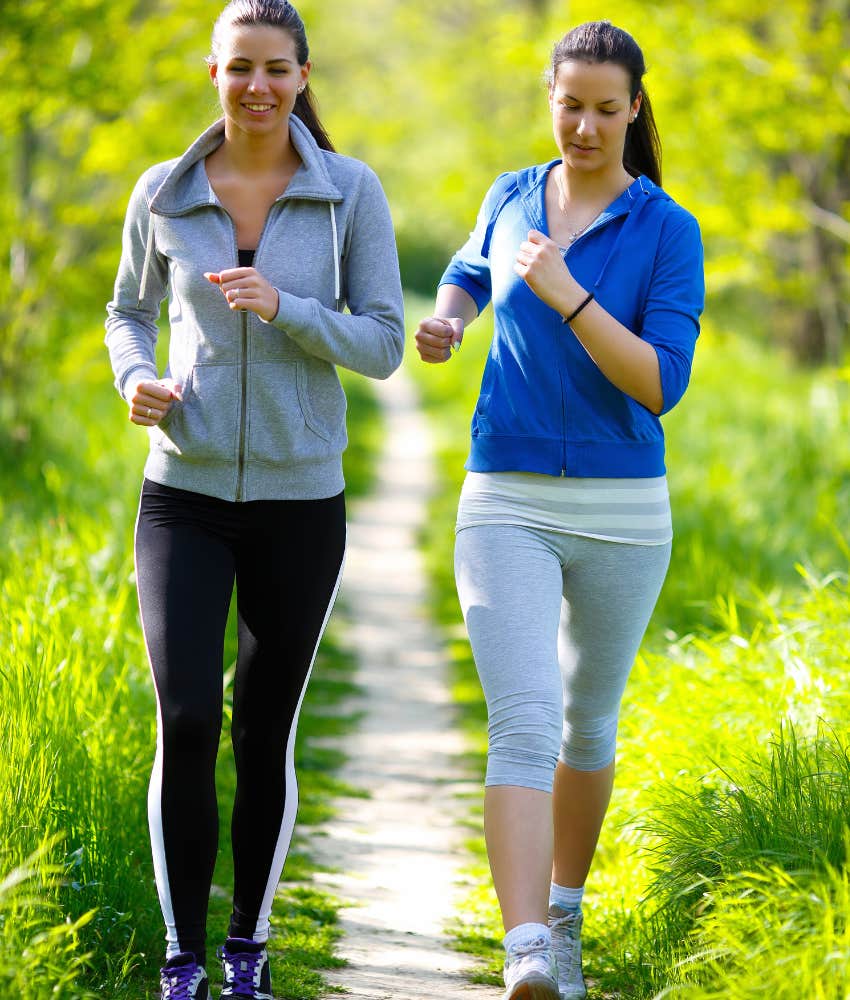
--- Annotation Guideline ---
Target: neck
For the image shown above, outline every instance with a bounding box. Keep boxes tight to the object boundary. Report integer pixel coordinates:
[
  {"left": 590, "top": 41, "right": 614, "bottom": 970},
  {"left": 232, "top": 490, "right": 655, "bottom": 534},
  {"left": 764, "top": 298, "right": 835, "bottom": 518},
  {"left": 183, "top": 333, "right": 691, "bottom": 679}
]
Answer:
[
  {"left": 217, "top": 118, "right": 300, "bottom": 176},
  {"left": 557, "top": 160, "right": 633, "bottom": 207}
]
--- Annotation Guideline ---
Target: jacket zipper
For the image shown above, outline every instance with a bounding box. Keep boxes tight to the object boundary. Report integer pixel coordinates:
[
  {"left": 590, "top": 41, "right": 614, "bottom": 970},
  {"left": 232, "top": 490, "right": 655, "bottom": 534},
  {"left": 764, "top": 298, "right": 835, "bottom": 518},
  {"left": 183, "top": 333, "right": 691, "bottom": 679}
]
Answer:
[
  {"left": 560, "top": 360, "right": 569, "bottom": 476},
  {"left": 233, "top": 201, "right": 285, "bottom": 501},
  {"left": 557, "top": 219, "right": 614, "bottom": 475},
  {"left": 560, "top": 242, "right": 576, "bottom": 475},
  {"left": 236, "top": 308, "right": 248, "bottom": 501}
]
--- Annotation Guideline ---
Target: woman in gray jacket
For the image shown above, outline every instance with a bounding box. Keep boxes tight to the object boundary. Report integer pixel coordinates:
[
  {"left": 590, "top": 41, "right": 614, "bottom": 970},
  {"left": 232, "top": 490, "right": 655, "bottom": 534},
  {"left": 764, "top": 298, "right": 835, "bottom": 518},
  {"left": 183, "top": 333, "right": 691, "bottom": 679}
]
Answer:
[{"left": 105, "top": 3, "right": 403, "bottom": 997}]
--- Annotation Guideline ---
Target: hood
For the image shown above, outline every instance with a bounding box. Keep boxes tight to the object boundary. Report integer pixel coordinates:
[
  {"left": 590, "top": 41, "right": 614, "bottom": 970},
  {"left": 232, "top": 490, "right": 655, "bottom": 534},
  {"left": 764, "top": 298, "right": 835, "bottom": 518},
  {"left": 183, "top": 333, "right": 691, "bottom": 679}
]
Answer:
[{"left": 148, "top": 114, "right": 343, "bottom": 217}]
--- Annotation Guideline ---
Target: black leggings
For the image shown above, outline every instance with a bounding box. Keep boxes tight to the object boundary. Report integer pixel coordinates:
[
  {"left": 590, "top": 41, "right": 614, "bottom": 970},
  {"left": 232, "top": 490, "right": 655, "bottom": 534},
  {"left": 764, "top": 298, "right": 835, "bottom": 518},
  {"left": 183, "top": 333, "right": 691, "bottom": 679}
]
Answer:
[{"left": 135, "top": 480, "right": 346, "bottom": 963}]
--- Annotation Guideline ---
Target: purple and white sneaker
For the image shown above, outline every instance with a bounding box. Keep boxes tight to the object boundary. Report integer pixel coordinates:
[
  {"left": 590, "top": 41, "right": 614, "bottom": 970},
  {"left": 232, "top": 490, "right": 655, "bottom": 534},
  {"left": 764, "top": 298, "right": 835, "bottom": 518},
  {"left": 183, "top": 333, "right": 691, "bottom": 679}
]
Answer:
[
  {"left": 159, "top": 953, "right": 209, "bottom": 1000},
  {"left": 219, "top": 938, "right": 273, "bottom": 999}
]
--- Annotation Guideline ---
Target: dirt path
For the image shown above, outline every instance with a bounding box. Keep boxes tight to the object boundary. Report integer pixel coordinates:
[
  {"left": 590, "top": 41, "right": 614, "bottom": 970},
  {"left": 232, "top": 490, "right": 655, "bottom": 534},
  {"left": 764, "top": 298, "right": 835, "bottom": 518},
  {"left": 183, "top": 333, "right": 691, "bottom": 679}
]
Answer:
[{"left": 309, "top": 369, "right": 495, "bottom": 999}]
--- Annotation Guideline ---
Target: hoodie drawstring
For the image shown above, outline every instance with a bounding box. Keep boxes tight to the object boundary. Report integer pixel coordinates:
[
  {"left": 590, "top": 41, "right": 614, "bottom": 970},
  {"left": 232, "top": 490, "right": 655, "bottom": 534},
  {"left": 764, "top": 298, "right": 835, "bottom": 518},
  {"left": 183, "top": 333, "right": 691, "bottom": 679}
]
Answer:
[
  {"left": 329, "top": 202, "right": 340, "bottom": 307},
  {"left": 592, "top": 178, "right": 652, "bottom": 289}
]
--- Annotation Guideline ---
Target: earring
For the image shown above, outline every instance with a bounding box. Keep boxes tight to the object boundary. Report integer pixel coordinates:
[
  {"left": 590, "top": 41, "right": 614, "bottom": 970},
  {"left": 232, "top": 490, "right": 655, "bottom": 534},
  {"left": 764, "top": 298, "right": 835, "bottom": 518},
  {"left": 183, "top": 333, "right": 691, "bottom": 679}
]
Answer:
[{"left": 297, "top": 84, "right": 305, "bottom": 94}]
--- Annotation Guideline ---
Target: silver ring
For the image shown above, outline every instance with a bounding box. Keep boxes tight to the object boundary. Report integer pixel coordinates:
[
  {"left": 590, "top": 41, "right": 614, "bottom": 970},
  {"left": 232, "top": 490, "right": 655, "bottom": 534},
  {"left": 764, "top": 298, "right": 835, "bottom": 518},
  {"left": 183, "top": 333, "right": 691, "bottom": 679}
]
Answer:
[
  {"left": 146, "top": 407, "right": 152, "bottom": 418},
  {"left": 234, "top": 288, "right": 242, "bottom": 299}
]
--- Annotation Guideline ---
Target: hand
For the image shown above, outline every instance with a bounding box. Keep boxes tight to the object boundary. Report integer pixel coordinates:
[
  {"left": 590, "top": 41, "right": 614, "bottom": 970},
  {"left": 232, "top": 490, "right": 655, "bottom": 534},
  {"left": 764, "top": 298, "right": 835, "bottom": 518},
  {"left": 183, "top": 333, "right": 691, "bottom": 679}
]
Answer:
[
  {"left": 129, "top": 377, "right": 182, "bottom": 426},
  {"left": 415, "top": 316, "right": 464, "bottom": 364},
  {"left": 514, "top": 229, "right": 573, "bottom": 311},
  {"left": 205, "top": 267, "right": 280, "bottom": 322}
]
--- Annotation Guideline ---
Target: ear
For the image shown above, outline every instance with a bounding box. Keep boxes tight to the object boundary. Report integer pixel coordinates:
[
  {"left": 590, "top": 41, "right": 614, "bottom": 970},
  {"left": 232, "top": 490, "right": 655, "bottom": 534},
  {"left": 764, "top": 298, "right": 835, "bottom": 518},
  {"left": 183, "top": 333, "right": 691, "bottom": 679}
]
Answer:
[
  {"left": 209, "top": 62, "right": 219, "bottom": 87},
  {"left": 299, "top": 60, "right": 312, "bottom": 91},
  {"left": 548, "top": 85, "right": 554, "bottom": 112},
  {"left": 630, "top": 90, "right": 643, "bottom": 119}
]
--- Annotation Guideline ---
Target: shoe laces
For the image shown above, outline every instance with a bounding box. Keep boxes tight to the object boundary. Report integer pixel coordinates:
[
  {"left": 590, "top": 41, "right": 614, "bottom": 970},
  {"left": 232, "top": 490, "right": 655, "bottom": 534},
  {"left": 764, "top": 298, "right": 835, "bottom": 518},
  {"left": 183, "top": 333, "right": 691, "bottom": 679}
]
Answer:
[
  {"left": 161, "top": 960, "right": 204, "bottom": 1000},
  {"left": 550, "top": 908, "right": 582, "bottom": 942},
  {"left": 550, "top": 907, "right": 583, "bottom": 984},
  {"left": 223, "top": 948, "right": 263, "bottom": 992},
  {"left": 508, "top": 933, "right": 549, "bottom": 960}
]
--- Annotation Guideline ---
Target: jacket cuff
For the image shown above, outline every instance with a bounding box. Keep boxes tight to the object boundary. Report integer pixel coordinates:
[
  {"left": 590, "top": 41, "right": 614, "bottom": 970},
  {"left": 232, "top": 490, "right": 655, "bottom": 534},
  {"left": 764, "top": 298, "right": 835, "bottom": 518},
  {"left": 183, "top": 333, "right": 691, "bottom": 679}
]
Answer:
[
  {"left": 119, "top": 365, "right": 159, "bottom": 402},
  {"left": 265, "top": 288, "right": 317, "bottom": 333},
  {"left": 438, "top": 273, "right": 490, "bottom": 316}
]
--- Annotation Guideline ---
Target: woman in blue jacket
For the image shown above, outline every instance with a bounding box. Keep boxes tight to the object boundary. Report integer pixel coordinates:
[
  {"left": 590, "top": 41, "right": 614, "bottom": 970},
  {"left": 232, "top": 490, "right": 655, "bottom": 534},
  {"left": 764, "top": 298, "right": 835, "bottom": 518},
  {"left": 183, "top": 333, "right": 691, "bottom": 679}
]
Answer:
[{"left": 415, "top": 21, "right": 703, "bottom": 1000}]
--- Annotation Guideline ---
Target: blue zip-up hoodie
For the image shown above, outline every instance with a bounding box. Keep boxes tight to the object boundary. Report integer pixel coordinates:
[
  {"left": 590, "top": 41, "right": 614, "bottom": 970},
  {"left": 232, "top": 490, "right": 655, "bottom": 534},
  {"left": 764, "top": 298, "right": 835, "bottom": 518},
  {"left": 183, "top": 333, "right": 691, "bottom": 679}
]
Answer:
[{"left": 440, "top": 162, "right": 704, "bottom": 478}]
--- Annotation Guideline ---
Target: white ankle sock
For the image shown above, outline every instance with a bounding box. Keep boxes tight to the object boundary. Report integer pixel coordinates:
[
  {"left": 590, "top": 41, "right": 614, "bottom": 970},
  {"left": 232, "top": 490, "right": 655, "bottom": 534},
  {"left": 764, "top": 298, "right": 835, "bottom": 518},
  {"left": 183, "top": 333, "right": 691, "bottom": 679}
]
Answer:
[
  {"left": 549, "top": 882, "right": 584, "bottom": 912},
  {"left": 503, "top": 922, "right": 551, "bottom": 954}
]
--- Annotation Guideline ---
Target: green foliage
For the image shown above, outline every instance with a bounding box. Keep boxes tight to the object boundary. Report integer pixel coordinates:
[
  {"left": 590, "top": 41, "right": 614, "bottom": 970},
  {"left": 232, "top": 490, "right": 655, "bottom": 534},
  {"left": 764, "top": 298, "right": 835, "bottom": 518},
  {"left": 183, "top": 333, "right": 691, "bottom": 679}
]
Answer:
[
  {"left": 1, "top": 518, "right": 159, "bottom": 986},
  {"left": 657, "top": 864, "right": 850, "bottom": 999},
  {"left": 640, "top": 724, "right": 850, "bottom": 930},
  {"left": 0, "top": 0, "right": 216, "bottom": 419},
  {"left": 630, "top": 727, "right": 850, "bottom": 998},
  {"left": 0, "top": 844, "right": 98, "bottom": 1000}
]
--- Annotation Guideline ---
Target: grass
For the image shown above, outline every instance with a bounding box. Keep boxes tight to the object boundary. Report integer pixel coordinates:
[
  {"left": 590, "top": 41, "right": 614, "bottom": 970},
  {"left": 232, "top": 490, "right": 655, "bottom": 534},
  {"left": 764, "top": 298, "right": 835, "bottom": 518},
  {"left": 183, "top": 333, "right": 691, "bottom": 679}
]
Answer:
[
  {"left": 403, "top": 290, "right": 850, "bottom": 997},
  {"left": 0, "top": 319, "right": 383, "bottom": 998}
]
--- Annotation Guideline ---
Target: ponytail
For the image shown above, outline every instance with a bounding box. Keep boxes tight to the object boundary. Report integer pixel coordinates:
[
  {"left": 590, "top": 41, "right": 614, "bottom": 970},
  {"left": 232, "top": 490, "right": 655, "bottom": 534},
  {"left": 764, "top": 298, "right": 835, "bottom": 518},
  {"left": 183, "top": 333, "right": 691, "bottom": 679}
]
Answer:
[
  {"left": 624, "top": 88, "right": 661, "bottom": 186},
  {"left": 293, "top": 86, "right": 335, "bottom": 152}
]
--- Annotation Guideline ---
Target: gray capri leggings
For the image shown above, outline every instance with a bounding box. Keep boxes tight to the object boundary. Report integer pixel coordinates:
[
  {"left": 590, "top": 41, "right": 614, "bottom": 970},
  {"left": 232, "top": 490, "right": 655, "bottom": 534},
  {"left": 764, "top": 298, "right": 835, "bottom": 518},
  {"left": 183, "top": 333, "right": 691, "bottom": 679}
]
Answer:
[{"left": 454, "top": 523, "right": 671, "bottom": 791}]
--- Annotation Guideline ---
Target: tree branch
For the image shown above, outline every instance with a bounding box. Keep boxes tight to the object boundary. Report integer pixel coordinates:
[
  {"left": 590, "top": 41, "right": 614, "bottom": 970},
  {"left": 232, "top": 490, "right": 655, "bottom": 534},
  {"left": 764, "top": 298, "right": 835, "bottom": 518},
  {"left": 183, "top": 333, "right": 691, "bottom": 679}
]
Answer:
[{"left": 802, "top": 201, "right": 850, "bottom": 244}]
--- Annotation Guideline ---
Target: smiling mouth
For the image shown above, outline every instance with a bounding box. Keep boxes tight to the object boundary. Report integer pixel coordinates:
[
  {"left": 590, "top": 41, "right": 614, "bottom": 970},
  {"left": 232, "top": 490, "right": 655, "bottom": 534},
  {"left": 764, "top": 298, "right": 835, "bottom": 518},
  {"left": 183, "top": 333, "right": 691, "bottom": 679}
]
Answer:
[{"left": 244, "top": 103, "right": 275, "bottom": 112}]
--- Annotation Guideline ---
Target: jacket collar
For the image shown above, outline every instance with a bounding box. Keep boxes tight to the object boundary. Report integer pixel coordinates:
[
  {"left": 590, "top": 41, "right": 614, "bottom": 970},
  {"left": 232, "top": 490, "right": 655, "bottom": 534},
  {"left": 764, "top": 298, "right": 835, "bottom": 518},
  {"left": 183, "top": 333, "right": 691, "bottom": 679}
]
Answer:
[
  {"left": 516, "top": 159, "right": 667, "bottom": 234},
  {"left": 149, "top": 114, "right": 343, "bottom": 216}
]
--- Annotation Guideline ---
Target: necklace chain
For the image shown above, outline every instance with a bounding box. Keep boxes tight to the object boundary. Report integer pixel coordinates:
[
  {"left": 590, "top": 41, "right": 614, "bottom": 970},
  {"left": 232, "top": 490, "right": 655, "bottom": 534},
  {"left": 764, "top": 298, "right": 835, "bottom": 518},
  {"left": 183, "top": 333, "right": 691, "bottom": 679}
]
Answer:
[{"left": 554, "top": 167, "right": 598, "bottom": 243}]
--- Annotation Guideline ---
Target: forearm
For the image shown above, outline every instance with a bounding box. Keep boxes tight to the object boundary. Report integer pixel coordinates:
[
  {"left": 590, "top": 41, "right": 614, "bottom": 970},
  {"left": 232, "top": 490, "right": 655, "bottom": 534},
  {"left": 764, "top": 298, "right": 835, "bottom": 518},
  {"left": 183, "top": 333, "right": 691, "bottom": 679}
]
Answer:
[
  {"left": 516, "top": 230, "right": 664, "bottom": 413},
  {"left": 555, "top": 280, "right": 663, "bottom": 414},
  {"left": 271, "top": 291, "right": 404, "bottom": 380},
  {"left": 434, "top": 284, "right": 479, "bottom": 327}
]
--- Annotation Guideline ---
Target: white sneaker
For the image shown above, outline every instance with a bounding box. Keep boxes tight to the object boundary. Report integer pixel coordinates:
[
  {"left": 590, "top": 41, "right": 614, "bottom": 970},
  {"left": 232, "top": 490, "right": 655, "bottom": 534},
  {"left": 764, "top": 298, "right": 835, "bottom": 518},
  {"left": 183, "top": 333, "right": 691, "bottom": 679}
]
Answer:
[
  {"left": 502, "top": 934, "right": 560, "bottom": 1000},
  {"left": 548, "top": 905, "right": 587, "bottom": 999}
]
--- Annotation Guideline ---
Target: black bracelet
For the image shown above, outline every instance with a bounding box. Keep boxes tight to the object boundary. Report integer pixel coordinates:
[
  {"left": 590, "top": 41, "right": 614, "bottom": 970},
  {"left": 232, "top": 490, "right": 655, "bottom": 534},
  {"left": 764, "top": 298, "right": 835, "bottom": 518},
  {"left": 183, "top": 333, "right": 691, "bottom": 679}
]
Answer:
[{"left": 562, "top": 291, "right": 594, "bottom": 325}]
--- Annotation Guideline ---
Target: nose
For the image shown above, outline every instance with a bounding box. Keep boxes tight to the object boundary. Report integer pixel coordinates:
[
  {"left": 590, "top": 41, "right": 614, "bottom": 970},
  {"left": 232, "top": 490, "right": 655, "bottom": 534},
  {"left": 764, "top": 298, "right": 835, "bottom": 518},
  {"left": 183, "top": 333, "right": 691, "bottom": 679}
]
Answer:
[
  {"left": 576, "top": 115, "right": 596, "bottom": 138},
  {"left": 247, "top": 70, "right": 268, "bottom": 93}
]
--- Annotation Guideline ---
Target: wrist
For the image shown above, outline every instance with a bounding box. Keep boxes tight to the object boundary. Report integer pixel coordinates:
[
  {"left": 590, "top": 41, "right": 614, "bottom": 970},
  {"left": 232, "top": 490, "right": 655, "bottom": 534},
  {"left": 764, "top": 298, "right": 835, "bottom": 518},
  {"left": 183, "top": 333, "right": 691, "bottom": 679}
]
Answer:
[
  {"left": 259, "top": 289, "right": 280, "bottom": 323},
  {"left": 122, "top": 366, "right": 157, "bottom": 402},
  {"left": 562, "top": 290, "right": 594, "bottom": 325},
  {"left": 551, "top": 274, "right": 585, "bottom": 319}
]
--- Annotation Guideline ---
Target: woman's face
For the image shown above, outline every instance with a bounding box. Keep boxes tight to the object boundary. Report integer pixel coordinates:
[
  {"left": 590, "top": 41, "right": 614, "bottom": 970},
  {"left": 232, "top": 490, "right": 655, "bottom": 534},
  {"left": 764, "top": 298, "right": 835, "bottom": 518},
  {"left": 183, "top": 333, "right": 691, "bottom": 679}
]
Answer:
[
  {"left": 549, "top": 59, "right": 641, "bottom": 176},
  {"left": 209, "top": 24, "right": 310, "bottom": 136}
]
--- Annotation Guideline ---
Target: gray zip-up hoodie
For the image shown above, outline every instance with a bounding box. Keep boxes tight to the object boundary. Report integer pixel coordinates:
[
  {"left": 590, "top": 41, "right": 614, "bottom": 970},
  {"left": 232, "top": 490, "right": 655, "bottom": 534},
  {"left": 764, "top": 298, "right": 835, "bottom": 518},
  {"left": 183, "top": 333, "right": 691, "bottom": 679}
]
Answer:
[{"left": 105, "top": 115, "right": 404, "bottom": 502}]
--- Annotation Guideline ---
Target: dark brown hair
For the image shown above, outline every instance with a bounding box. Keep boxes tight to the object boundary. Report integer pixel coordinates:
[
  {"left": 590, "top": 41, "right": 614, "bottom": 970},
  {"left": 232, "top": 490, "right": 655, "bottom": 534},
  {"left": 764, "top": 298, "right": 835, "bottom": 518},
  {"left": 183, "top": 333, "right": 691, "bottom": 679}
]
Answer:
[
  {"left": 209, "top": 0, "right": 335, "bottom": 151},
  {"left": 547, "top": 21, "right": 661, "bottom": 185}
]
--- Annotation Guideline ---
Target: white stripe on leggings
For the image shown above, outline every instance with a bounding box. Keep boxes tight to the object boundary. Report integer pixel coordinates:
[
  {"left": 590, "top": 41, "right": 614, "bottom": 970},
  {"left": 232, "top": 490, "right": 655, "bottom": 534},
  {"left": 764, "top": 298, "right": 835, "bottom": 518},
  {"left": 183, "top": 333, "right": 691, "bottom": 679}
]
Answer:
[
  {"left": 253, "top": 550, "right": 347, "bottom": 941},
  {"left": 134, "top": 488, "right": 180, "bottom": 958}
]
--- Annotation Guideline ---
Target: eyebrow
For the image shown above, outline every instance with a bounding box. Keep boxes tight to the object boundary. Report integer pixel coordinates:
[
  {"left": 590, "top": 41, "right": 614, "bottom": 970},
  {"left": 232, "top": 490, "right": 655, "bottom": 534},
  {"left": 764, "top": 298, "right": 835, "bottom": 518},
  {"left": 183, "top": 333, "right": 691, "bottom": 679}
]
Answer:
[
  {"left": 563, "top": 94, "right": 622, "bottom": 105},
  {"left": 229, "top": 55, "right": 295, "bottom": 65}
]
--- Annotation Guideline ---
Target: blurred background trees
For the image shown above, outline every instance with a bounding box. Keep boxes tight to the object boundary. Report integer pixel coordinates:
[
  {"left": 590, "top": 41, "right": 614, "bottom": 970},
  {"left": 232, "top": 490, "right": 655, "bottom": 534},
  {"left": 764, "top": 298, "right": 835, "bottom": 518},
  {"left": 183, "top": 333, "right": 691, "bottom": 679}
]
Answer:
[{"left": 1, "top": 0, "right": 848, "bottom": 428}]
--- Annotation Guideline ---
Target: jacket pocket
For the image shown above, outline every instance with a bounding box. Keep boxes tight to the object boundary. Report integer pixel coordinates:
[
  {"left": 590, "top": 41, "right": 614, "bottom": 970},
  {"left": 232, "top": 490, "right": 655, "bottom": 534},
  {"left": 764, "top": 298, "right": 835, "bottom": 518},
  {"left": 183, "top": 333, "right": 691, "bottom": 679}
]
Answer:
[
  {"left": 152, "top": 362, "right": 240, "bottom": 463},
  {"left": 245, "top": 359, "right": 346, "bottom": 465},
  {"left": 471, "top": 393, "right": 491, "bottom": 435}
]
